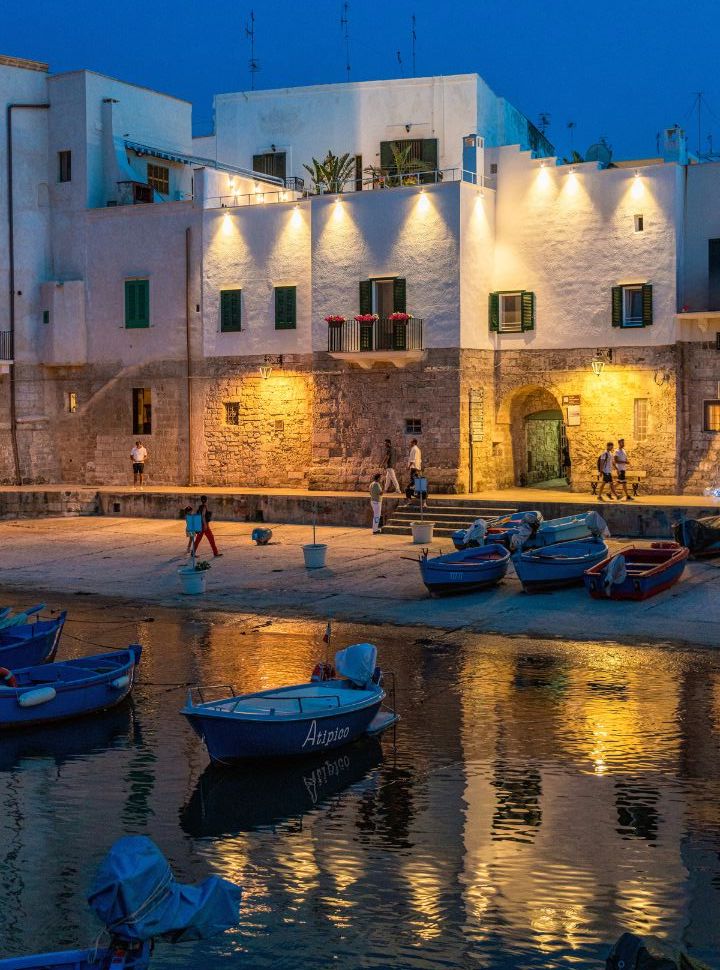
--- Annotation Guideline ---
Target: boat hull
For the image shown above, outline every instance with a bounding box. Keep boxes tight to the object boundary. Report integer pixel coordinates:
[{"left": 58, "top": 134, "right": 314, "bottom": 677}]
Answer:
[
  {"left": 0, "top": 612, "right": 66, "bottom": 669},
  {"left": 584, "top": 543, "right": 689, "bottom": 601},
  {"left": 513, "top": 540, "right": 609, "bottom": 592},
  {"left": 0, "top": 646, "right": 141, "bottom": 730},
  {"left": 420, "top": 543, "right": 510, "bottom": 596},
  {"left": 525, "top": 515, "right": 592, "bottom": 548},
  {"left": 0, "top": 944, "right": 150, "bottom": 970}
]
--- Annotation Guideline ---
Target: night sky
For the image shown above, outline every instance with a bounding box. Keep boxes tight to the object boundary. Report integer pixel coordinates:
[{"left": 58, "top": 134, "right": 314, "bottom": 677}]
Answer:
[{"left": 4, "top": 0, "right": 720, "bottom": 161}]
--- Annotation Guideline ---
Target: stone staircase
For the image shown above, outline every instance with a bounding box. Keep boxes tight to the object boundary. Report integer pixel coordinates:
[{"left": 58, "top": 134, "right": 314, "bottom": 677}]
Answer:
[{"left": 382, "top": 498, "right": 518, "bottom": 537}]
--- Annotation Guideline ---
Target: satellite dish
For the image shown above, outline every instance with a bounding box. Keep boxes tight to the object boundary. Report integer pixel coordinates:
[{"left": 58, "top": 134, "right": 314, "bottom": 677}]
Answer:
[{"left": 585, "top": 141, "right": 612, "bottom": 168}]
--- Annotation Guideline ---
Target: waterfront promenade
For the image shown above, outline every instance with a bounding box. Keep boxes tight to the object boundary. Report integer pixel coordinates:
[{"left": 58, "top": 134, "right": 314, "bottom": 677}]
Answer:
[{"left": 1, "top": 514, "right": 718, "bottom": 647}]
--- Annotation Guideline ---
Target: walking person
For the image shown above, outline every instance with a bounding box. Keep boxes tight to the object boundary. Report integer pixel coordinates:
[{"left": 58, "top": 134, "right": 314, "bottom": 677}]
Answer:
[
  {"left": 193, "top": 495, "right": 223, "bottom": 557},
  {"left": 406, "top": 438, "right": 422, "bottom": 498},
  {"left": 130, "top": 440, "right": 148, "bottom": 488},
  {"left": 181, "top": 505, "right": 194, "bottom": 555},
  {"left": 383, "top": 438, "right": 401, "bottom": 493},
  {"left": 614, "top": 438, "right": 634, "bottom": 501},
  {"left": 597, "top": 442, "right": 619, "bottom": 501},
  {"left": 369, "top": 473, "right": 383, "bottom": 534},
  {"left": 562, "top": 443, "right": 572, "bottom": 487}
]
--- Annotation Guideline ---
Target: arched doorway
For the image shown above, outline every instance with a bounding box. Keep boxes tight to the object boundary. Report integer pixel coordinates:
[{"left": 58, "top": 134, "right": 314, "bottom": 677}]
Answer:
[{"left": 504, "top": 387, "right": 565, "bottom": 487}]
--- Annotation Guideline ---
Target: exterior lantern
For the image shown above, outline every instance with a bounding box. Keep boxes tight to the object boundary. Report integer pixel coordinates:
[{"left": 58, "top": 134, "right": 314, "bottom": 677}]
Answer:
[
  {"left": 591, "top": 357, "right": 605, "bottom": 377},
  {"left": 259, "top": 365, "right": 272, "bottom": 379}
]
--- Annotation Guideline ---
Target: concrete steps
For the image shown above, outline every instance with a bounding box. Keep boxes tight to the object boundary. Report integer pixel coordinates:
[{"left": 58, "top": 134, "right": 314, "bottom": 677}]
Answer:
[{"left": 382, "top": 500, "right": 517, "bottom": 537}]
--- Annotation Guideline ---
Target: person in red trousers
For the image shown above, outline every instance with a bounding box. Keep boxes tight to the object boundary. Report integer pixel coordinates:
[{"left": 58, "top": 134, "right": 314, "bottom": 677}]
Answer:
[{"left": 193, "top": 496, "right": 223, "bottom": 558}]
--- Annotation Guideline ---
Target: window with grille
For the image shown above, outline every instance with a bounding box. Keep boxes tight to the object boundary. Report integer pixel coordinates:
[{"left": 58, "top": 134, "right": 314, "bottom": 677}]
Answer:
[
  {"left": 405, "top": 418, "right": 422, "bottom": 434},
  {"left": 132, "top": 388, "right": 152, "bottom": 435},
  {"left": 58, "top": 151, "right": 72, "bottom": 183},
  {"left": 147, "top": 164, "right": 169, "bottom": 195},
  {"left": 224, "top": 402, "right": 240, "bottom": 425},
  {"left": 634, "top": 398, "right": 648, "bottom": 440},
  {"left": 704, "top": 400, "right": 720, "bottom": 432},
  {"left": 252, "top": 152, "right": 286, "bottom": 180}
]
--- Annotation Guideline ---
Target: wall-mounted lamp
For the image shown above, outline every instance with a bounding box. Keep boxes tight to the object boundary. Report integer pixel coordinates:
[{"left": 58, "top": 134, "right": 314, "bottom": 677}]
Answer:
[
  {"left": 634, "top": 168, "right": 641, "bottom": 179},
  {"left": 260, "top": 354, "right": 283, "bottom": 379},
  {"left": 654, "top": 369, "right": 670, "bottom": 386},
  {"left": 259, "top": 365, "right": 273, "bottom": 379},
  {"left": 591, "top": 357, "right": 605, "bottom": 377}
]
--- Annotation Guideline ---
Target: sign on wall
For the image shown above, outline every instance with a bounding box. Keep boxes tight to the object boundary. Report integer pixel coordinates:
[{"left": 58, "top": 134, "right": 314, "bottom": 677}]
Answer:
[
  {"left": 562, "top": 394, "right": 581, "bottom": 406},
  {"left": 565, "top": 405, "right": 581, "bottom": 427}
]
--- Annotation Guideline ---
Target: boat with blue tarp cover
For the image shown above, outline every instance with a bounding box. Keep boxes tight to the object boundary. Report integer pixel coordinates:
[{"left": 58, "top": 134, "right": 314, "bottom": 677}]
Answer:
[
  {"left": 451, "top": 511, "right": 533, "bottom": 550},
  {"left": 0, "top": 606, "right": 66, "bottom": 670},
  {"left": 513, "top": 537, "right": 610, "bottom": 592},
  {"left": 419, "top": 543, "right": 511, "bottom": 596},
  {"left": 0, "top": 836, "right": 240, "bottom": 970},
  {"left": 0, "top": 646, "right": 141, "bottom": 729},
  {"left": 583, "top": 541, "right": 689, "bottom": 601},
  {"left": 182, "top": 641, "right": 398, "bottom": 764}
]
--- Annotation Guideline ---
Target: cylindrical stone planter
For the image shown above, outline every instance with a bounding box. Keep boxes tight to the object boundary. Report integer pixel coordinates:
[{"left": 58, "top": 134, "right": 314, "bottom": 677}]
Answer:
[
  {"left": 411, "top": 521, "right": 435, "bottom": 544},
  {"left": 302, "top": 543, "right": 328, "bottom": 568},
  {"left": 178, "top": 566, "right": 207, "bottom": 594}
]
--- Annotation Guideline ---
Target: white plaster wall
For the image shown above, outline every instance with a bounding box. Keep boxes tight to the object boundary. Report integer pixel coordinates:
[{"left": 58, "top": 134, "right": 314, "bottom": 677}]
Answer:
[
  {"left": 38, "top": 280, "right": 86, "bottom": 365},
  {"left": 459, "top": 182, "right": 496, "bottom": 348},
  {"left": 489, "top": 148, "right": 681, "bottom": 350},
  {"left": 202, "top": 200, "right": 312, "bottom": 357},
  {"left": 311, "top": 181, "right": 461, "bottom": 350},
  {"left": 682, "top": 161, "right": 720, "bottom": 313},
  {"left": 0, "top": 63, "right": 51, "bottom": 359}
]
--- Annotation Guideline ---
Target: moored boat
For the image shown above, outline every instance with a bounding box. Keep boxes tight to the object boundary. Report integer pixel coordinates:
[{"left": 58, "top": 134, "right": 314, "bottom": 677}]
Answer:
[
  {"left": 523, "top": 512, "right": 594, "bottom": 548},
  {"left": 673, "top": 515, "right": 720, "bottom": 558},
  {"left": 0, "top": 609, "right": 67, "bottom": 670},
  {"left": 583, "top": 541, "right": 689, "bottom": 601},
  {"left": 419, "top": 543, "right": 511, "bottom": 596},
  {"left": 0, "top": 646, "right": 141, "bottom": 729},
  {"left": 513, "top": 537, "right": 610, "bottom": 592},
  {"left": 182, "top": 642, "right": 397, "bottom": 764},
  {"left": 452, "top": 511, "right": 534, "bottom": 550}
]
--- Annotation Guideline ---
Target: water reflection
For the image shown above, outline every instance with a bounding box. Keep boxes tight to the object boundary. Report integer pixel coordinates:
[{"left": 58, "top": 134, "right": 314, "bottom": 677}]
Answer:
[{"left": 0, "top": 606, "right": 718, "bottom": 968}]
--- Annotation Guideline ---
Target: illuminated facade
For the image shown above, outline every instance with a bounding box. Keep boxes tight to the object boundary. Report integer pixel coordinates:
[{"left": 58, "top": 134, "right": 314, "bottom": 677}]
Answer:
[{"left": 1, "top": 54, "right": 718, "bottom": 492}]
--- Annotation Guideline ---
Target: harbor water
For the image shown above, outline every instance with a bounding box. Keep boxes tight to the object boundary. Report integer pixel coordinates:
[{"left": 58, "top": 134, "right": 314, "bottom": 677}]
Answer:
[{"left": 0, "top": 600, "right": 718, "bottom": 969}]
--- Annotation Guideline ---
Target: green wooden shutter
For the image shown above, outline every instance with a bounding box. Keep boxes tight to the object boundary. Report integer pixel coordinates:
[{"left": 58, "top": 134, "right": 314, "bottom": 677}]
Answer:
[
  {"left": 642, "top": 283, "right": 653, "bottom": 326},
  {"left": 359, "top": 280, "right": 372, "bottom": 314},
  {"left": 220, "top": 289, "right": 242, "bottom": 332},
  {"left": 393, "top": 277, "right": 407, "bottom": 313},
  {"left": 380, "top": 142, "right": 394, "bottom": 172},
  {"left": 611, "top": 286, "right": 623, "bottom": 327},
  {"left": 421, "top": 138, "right": 438, "bottom": 172},
  {"left": 489, "top": 292, "right": 500, "bottom": 332},
  {"left": 125, "top": 280, "right": 149, "bottom": 328},
  {"left": 521, "top": 291, "right": 535, "bottom": 331},
  {"left": 275, "top": 286, "right": 296, "bottom": 330}
]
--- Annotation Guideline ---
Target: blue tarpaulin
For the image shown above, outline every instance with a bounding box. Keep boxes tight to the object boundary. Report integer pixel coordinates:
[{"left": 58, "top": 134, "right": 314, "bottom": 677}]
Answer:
[{"left": 88, "top": 836, "right": 241, "bottom": 943}]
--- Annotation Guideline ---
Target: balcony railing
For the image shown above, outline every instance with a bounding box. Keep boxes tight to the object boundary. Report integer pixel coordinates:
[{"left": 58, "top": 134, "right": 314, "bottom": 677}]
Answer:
[
  {"left": 327, "top": 317, "right": 423, "bottom": 353},
  {"left": 0, "top": 331, "right": 14, "bottom": 361}
]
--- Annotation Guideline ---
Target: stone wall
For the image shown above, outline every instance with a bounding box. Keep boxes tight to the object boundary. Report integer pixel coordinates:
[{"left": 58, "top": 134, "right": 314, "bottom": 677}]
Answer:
[{"left": 677, "top": 340, "right": 720, "bottom": 493}]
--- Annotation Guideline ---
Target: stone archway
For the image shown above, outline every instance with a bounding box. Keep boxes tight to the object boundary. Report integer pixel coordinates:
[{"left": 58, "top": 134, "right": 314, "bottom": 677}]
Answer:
[{"left": 497, "top": 385, "right": 565, "bottom": 487}]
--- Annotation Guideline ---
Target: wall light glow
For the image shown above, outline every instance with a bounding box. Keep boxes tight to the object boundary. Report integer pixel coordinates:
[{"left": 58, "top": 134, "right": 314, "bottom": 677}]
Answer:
[
  {"left": 417, "top": 191, "right": 430, "bottom": 214},
  {"left": 221, "top": 212, "right": 233, "bottom": 235}
]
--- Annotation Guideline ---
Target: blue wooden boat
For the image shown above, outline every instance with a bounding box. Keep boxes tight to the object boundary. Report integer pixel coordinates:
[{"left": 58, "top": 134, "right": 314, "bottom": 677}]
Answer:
[
  {"left": 0, "top": 610, "right": 66, "bottom": 670},
  {"left": 0, "top": 944, "right": 151, "bottom": 970},
  {"left": 182, "top": 642, "right": 397, "bottom": 765},
  {"left": 524, "top": 513, "right": 593, "bottom": 548},
  {"left": 512, "top": 538, "right": 609, "bottom": 592},
  {"left": 419, "top": 543, "right": 511, "bottom": 596},
  {"left": 584, "top": 542, "right": 689, "bottom": 601},
  {"left": 0, "top": 646, "right": 141, "bottom": 729}
]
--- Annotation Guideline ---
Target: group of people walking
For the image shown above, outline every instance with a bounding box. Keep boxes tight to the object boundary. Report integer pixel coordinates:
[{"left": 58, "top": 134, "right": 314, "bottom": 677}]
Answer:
[
  {"left": 370, "top": 438, "right": 423, "bottom": 534},
  {"left": 596, "top": 438, "right": 634, "bottom": 501}
]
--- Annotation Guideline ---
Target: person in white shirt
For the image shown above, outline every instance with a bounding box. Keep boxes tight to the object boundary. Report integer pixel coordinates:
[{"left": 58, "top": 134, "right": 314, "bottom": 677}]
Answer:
[
  {"left": 406, "top": 439, "right": 422, "bottom": 498},
  {"left": 596, "top": 441, "right": 618, "bottom": 502},
  {"left": 613, "top": 438, "right": 633, "bottom": 501},
  {"left": 130, "top": 441, "right": 148, "bottom": 488}
]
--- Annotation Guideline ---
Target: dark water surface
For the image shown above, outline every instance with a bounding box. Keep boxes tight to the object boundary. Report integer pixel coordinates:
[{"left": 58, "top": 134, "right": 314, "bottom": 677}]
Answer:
[{"left": 0, "top": 601, "right": 719, "bottom": 969}]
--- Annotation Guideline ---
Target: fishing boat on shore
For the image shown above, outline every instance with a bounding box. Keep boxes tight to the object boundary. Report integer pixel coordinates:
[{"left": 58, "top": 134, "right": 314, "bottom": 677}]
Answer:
[
  {"left": 0, "top": 607, "right": 66, "bottom": 669},
  {"left": 673, "top": 515, "right": 720, "bottom": 558},
  {"left": 0, "top": 646, "right": 141, "bottom": 729},
  {"left": 0, "top": 836, "right": 240, "bottom": 970},
  {"left": 182, "top": 641, "right": 398, "bottom": 764},
  {"left": 513, "top": 537, "right": 610, "bottom": 592},
  {"left": 451, "top": 511, "right": 534, "bottom": 550},
  {"left": 583, "top": 541, "right": 689, "bottom": 601},
  {"left": 419, "top": 543, "right": 511, "bottom": 596}
]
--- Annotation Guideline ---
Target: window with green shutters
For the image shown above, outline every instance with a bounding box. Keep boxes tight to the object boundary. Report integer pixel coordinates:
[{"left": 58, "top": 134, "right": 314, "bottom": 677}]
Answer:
[
  {"left": 612, "top": 284, "right": 653, "bottom": 327},
  {"left": 125, "top": 280, "right": 150, "bottom": 328},
  {"left": 274, "top": 286, "right": 297, "bottom": 330},
  {"left": 489, "top": 291, "right": 535, "bottom": 332},
  {"left": 220, "top": 289, "right": 242, "bottom": 332}
]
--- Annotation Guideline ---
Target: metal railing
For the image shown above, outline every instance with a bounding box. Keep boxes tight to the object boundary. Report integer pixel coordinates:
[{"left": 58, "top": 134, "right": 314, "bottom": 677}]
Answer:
[
  {"left": 0, "top": 332, "right": 14, "bottom": 360},
  {"left": 327, "top": 317, "right": 423, "bottom": 353}
]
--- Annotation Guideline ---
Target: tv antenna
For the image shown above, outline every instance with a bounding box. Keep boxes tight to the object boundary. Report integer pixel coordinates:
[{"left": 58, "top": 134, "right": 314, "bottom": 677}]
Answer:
[
  {"left": 411, "top": 14, "right": 417, "bottom": 77},
  {"left": 396, "top": 49, "right": 403, "bottom": 75},
  {"left": 340, "top": 2, "right": 351, "bottom": 81},
  {"left": 245, "top": 10, "right": 259, "bottom": 90},
  {"left": 538, "top": 112, "right": 551, "bottom": 135}
]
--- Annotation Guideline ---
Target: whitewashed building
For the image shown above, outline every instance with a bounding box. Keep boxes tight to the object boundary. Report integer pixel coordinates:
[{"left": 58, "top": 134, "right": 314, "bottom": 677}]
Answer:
[{"left": 1, "top": 52, "right": 719, "bottom": 493}]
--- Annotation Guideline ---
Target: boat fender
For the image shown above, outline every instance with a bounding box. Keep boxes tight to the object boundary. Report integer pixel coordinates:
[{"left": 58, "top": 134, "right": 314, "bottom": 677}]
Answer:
[
  {"left": 311, "top": 662, "right": 335, "bottom": 682},
  {"left": 18, "top": 686, "right": 56, "bottom": 707},
  {"left": 0, "top": 667, "right": 17, "bottom": 688},
  {"left": 110, "top": 675, "right": 131, "bottom": 689}
]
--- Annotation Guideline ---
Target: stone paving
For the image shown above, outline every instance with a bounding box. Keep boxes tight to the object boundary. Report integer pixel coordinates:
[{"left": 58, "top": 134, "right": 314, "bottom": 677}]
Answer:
[{"left": 1, "top": 515, "right": 718, "bottom": 648}]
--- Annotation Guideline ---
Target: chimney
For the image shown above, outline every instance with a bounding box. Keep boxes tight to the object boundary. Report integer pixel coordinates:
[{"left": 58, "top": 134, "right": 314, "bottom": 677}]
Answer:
[{"left": 663, "top": 125, "right": 688, "bottom": 165}]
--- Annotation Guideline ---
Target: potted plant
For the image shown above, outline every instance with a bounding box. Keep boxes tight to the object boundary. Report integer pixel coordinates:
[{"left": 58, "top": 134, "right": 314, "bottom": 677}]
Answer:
[
  {"left": 302, "top": 503, "right": 327, "bottom": 568},
  {"left": 178, "top": 559, "right": 210, "bottom": 595},
  {"left": 411, "top": 476, "right": 434, "bottom": 544}
]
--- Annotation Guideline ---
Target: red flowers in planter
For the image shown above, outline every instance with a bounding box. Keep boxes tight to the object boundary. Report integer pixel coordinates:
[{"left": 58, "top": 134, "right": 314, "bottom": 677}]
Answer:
[
  {"left": 389, "top": 312, "right": 412, "bottom": 321},
  {"left": 324, "top": 315, "right": 346, "bottom": 324},
  {"left": 354, "top": 313, "right": 379, "bottom": 323}
]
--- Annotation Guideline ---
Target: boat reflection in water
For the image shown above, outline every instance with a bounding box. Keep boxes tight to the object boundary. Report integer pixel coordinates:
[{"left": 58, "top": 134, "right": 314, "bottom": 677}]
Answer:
[{"left": 181, "top": 736, "right": 384, "bottom": 836}]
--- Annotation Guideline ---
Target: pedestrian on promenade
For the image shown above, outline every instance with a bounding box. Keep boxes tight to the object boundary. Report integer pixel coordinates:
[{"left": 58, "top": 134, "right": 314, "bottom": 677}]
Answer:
[
  {"left": 130, "top": 440, "right": 148, "bottom": 488},
  {"left": 597, "top": 442, "right": 619, "bottom": 501},
  {"left": 562, "top": 443, "right": 572, "bottom": 486},
  {"left": 181, "top": 505, "right": 194, "bottom": 554},
  {"left": 383, "top": 438, "right": 402, "bottom": 493},
  {"left": 406, "top": 438, "right": 422, "bottom": 498},
  {"left": 193, "top": 495, "right": 223, "bottom": 557},
  {"left": 370, "top": 474, "right": 383, "bottom": 534},
  {"left": 614, "top": 438, "right": 634, "bottom": 501}
]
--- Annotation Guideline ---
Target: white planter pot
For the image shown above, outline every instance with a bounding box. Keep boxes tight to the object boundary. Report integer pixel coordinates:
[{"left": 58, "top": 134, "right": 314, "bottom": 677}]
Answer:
[
  {"left": 178, "top": 566, "right": 207, "bottom": 594},
  {"left": 302, "top": 543, "right": 328, "bottom": 569},
  {"left": 411, "top": 521, "right": 435, "bottom": 544}
]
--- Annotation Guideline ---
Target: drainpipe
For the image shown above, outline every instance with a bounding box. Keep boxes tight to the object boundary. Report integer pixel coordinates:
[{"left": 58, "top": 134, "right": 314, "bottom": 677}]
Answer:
[
  {"left": 185, "top": 226, "right": 193, "bottom": 485},
  {"left": 6, "top": 102, "right": 50, "bottom": 485}
]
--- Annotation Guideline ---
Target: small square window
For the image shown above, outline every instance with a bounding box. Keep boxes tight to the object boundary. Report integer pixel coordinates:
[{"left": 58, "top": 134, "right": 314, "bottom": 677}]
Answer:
[
  {"left": 147, "top": 163, "right": 169, "bottom": 196},
  {"left": 132, "top": 388, "right": 152, "bottom": 435},
  {"left": 42, "top": 310, "right": 50, "bottom": 324},
  {"left": 224, "top": 402, "right": 240, "bottom": 425},
  {"left": 623, "top": 285, "right": 644, "bottom": 327},
  {"left": 634, "top": 214, "right": 644, "bottom": 232},
  {"left": 58, "top": 151, "right": 71, "bottom": 183},
  {"left": 405, "top": 418, "right": 422, "bottom": 435},
  {"left": 67, "top": 392, "right": 77, "bottom": 413},
  {"left": 704, "top": 400, "right": 720, "bottom": 432},
  {"left": 274, "top": 419, "right": 284, "bottom": 432},
  {"left": 499, "top": 292, "right": 523, "bottom": 332}
]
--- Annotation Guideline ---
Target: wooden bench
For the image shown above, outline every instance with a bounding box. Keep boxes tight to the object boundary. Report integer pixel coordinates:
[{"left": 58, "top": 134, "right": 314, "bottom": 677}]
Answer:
[{"left": 589, "top": 470, "right": 647, "bottom": 496}]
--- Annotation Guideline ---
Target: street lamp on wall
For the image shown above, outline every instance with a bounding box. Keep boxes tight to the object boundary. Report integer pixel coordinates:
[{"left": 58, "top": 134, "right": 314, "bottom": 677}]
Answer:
[
  {"left": 259, "top": 365, "right": 273, "bottom": 379},
  {"left": 259, "top": 354, "right": 283, "bottom": 379},
  {"left": 591, "top": 357, "right": 605, "bottom": 377}
]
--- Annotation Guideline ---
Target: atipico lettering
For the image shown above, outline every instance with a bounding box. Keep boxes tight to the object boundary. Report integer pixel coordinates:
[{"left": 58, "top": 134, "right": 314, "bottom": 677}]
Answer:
[
  {"left": 303, "top": 754, "right": 352, "bottom": 803},
  {"left": 301, "top": 719, "right": 351, "bottom": 750}
]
